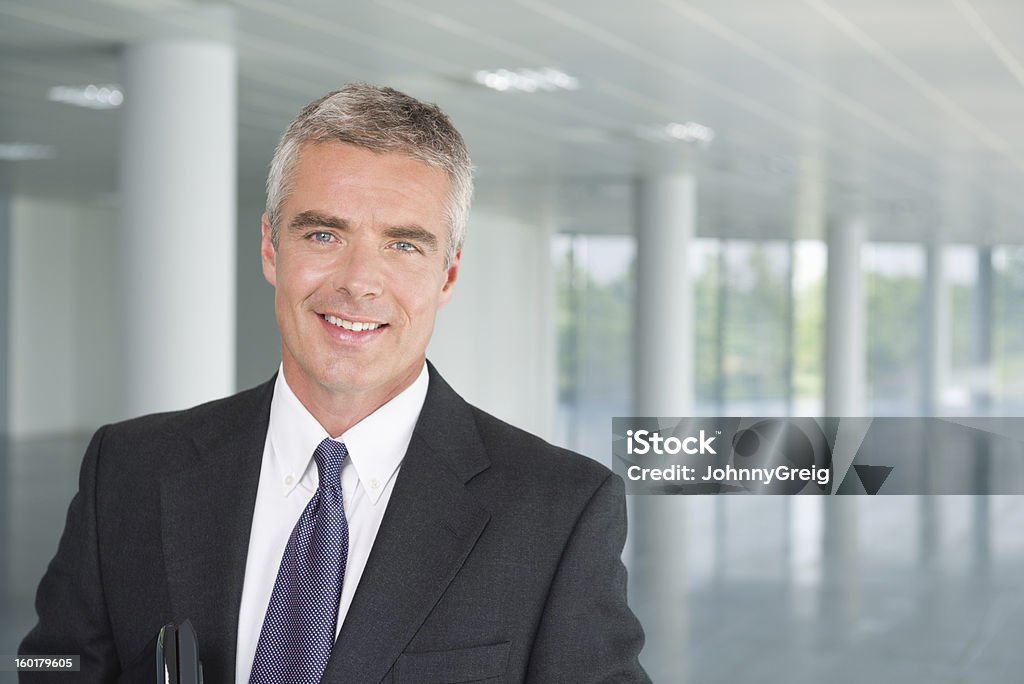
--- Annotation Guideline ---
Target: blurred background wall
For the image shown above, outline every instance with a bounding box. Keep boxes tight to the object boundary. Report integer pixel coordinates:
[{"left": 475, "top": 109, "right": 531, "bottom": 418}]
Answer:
[{"left": 3, "top": 1, "right": 1024, "bottom": 682}]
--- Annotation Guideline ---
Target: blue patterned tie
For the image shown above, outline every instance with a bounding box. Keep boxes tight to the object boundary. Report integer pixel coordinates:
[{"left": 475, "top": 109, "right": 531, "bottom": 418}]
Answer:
[{"left": 249, "top": 438, "right": 350, "bottom": 684}]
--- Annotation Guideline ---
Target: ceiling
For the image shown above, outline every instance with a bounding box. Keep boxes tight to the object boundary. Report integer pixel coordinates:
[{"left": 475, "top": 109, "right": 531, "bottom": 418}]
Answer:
[{"left": 1, "top": 0, "right": 1023, "bottom": 244}]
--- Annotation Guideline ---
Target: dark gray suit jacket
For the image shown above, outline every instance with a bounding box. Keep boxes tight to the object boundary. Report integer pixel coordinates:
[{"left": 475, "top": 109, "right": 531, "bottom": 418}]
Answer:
[{"left": 20, "top": 365, "right": 648, "bottom": 683}]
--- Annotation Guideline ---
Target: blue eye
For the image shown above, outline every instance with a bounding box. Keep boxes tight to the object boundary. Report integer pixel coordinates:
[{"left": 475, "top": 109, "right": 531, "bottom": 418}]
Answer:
[
  {"left": 393, "top": 241, "right": 418, "bottom": 253},
  {"left": 310, "top": 231, "right": 333, "bottom": 243}
]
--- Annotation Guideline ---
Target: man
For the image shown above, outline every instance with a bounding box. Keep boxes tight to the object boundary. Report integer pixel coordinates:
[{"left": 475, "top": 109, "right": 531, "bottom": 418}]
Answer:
[{"left": 21, "top": 83, "right": 648, "bottom": 683}]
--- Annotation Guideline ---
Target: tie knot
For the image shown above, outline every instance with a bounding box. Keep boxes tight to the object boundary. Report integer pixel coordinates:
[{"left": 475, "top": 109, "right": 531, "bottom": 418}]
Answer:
[{"left": 313, "top": 438, "right": 348, "bottom": 490}]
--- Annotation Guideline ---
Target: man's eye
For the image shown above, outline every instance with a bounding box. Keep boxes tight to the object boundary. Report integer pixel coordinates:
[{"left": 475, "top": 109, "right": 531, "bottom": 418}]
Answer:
[
  {"left": 309, "top": 231, "right": 333, "bottom": 243},
  {"left": 393, "top": 241, "right": 418, "bottom": 253}
]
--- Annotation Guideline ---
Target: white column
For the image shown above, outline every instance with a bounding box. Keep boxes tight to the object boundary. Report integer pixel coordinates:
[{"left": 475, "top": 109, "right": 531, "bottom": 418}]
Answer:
[
  {"left": 630, "top": 174, "right": 695, "bottom": 683},
  {"left": 120, "top": 10, "right": 237, "bottom": 416},
  {"left": 825, "top": 219, "right": 865, "bottom": 416},
  {"left": 429, "top": 209, "right": 555, "bottom": 439},
  {"left": 633, "top": 174, "right": 696, "bottom": 415},
  {"left": 972, "top": 248, "right": 994, "bottom": 412},
  {"left": 917, "top": 244, "right": 947, "bottom": 546},
  {"left": 921, "top": 245, "right": 949, "bottom": 415},
  {"left": 823, "top": 220, "right": 863, "bottom": 620}
]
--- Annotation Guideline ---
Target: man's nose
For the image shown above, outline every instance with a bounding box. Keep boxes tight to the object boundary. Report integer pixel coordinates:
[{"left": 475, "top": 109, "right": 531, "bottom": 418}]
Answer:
[{"left": 331, "top": 241, "right": 384, "bottom": 298}]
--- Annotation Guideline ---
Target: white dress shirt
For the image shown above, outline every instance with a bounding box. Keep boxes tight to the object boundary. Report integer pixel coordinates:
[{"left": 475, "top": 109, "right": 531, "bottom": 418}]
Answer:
[{"left": 235, "top": 363, "right": 428, "bottom": 684}]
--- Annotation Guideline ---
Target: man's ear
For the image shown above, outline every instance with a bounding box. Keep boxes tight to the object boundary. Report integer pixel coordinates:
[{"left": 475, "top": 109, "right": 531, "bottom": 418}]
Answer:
[
  {"left": 261, "top": 214, "right": 277, "bottom": 287},
  {"left": 439, "top": 250, "right": 461, "bottom": 306}
]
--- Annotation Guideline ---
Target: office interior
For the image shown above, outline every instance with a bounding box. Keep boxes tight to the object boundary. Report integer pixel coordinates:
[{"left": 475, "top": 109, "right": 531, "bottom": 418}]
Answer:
[{"left": 2, "top": 1, "right": 1024, "bottom": 682}]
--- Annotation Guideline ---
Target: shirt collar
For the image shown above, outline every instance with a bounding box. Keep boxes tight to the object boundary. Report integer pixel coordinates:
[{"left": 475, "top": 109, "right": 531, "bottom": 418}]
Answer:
[
  {"left": 267, "top": 363, "right": 429, "bottom": 504},
  {"left": 341, "top": 365, "right": 428, "bottom": 504}
]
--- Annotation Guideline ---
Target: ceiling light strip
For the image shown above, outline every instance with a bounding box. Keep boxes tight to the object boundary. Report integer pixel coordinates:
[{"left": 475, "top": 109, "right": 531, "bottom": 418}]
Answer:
[
  {"left": 805, "top": 0, "right": 1022, "bottom": 170},
  {"left": 951, "top": 0, "right": 1024, "bottom": 91}
]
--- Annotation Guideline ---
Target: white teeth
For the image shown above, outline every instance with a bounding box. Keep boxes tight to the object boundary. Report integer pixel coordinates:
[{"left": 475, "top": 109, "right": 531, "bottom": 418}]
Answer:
[{"left": 324, "top": 314, "right": 383, "bottom": 331}]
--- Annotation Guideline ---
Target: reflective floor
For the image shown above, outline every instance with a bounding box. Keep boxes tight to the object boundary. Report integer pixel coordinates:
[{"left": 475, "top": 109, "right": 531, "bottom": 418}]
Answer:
[
  {"left": 3, "top": 434, "right": 1024, "bottom": 683},
  {"left": 629, "top": 496, "right": 1024, "bottom": 682}
]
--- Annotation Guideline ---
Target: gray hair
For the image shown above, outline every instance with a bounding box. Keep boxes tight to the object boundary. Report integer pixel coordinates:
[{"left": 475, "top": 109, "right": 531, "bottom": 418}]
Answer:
[{"left": 266, "top": 82, "right": 473, "bottom": 268}]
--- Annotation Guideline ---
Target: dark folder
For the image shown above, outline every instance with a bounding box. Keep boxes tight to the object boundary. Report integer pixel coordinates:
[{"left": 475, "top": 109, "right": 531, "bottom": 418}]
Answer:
[{"left": 156, "top": 619, "right": 204, "bottom": 684}]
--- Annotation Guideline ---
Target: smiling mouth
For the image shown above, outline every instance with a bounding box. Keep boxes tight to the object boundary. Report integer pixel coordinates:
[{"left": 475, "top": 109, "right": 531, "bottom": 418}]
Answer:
[{"left": 321, "top": 314, "right": 387, "bottom": 332}]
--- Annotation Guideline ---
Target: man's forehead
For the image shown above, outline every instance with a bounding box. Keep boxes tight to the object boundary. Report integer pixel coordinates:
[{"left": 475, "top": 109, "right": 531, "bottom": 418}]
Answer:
[
  {"left": 296, "top": 140, "right": 439, "bottom": 175},
  {"left": 292, "top": 143, "right": 445, "bottom": 197},
  {"left": 283, "top": 143, "right": 449, "bottom": 231}
]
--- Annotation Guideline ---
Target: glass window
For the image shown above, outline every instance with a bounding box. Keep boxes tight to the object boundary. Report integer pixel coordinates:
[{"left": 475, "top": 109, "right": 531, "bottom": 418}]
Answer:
[
  {"left": 993, "top": 247, "right": 1024, "bottom": 414},
  {"left": 864, "top": 243, "right": 925, "bottom": 415},
  {"left": 553, "top": 234, "right": 635, "bottom": 461}
]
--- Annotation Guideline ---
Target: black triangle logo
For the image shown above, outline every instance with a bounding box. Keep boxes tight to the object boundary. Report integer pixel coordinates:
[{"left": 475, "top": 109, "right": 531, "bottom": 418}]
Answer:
[{"left": 854, "top": 464, "right": 893, "bottom": 495}]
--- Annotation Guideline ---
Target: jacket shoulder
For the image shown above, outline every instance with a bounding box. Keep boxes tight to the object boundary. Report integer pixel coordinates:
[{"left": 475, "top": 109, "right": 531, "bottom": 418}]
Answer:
[
  {"left": 99, "top": 378, "right": 274, "bottom": 444},
  {"left": 467, "top": 405, "right": 613, "bottom": 493},
  {"left": 85, "top": 379, "right": 275, "bottom": 482}
]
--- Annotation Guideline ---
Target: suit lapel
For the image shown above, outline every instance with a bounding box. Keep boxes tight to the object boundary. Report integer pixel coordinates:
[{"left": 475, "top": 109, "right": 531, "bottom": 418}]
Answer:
[
  {"left": 159, "top": 378, "right": 274, "bottom": 683},
  {"left": 324, "top": 366, "right": 491, "bottom": 683}
]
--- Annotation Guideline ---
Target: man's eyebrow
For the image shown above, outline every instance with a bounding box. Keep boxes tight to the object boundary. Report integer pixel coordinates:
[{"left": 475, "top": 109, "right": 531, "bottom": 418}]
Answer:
[
  {"left": 288, "top": 211, "right": 349, "bottom": 231},
  {"left": 383, "top": 225, "right": 439, "bottom": 251}
]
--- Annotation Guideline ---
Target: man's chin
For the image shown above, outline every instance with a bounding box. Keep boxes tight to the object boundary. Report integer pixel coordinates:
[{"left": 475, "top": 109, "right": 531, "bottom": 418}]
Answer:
[
  {"left": 313, "top": 367, "right": 379, "bottom": 395},
  {"left": 318, "top": 361, "right": 424, "bottom": 400}
]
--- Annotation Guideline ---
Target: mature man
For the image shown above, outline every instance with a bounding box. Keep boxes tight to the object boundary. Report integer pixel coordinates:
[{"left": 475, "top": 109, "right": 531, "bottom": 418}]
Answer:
[{"left": 21, "top": 83, "right": 648, "bottom": 683}]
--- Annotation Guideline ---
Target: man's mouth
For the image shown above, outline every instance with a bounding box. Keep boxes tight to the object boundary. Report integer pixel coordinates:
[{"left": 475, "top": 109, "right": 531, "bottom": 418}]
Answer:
[{"left": 321, "top": 314, "right": 386, "bottom": 332}]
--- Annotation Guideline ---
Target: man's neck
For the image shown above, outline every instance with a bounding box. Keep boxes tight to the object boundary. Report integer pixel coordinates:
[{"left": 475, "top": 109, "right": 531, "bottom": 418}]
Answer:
[{"left": 280, "top": 360, "right": 424, "bottom": 437}]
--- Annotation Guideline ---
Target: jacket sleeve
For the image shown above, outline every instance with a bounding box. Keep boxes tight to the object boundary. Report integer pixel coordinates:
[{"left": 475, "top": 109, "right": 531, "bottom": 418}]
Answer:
[
  {"left": 19, "top": 426, "right": 121, "bottom": 683},
  {"left": 526, "top": 472, "right": 651, "bottom": 683}
]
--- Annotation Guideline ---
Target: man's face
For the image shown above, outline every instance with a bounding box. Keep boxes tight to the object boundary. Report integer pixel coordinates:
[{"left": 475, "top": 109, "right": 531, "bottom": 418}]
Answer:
[{"left": 261, "top": 142, "right": 459, "bottom": 406}]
